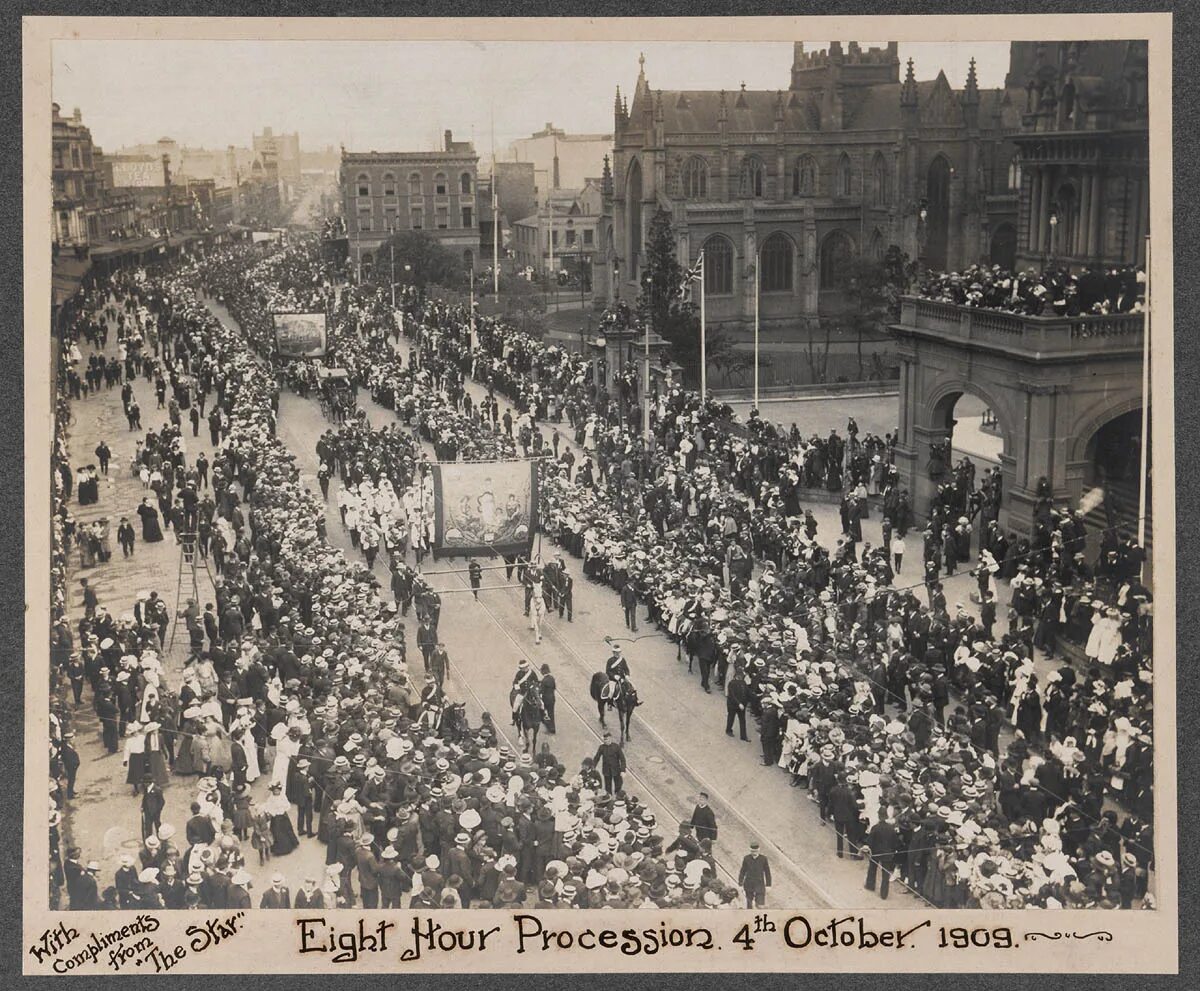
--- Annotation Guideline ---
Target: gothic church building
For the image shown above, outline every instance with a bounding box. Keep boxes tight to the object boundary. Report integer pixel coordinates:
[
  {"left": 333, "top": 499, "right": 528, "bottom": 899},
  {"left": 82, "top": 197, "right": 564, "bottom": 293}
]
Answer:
[{"left": 603, "top": 41, "right": 1148, "bottom": 342}]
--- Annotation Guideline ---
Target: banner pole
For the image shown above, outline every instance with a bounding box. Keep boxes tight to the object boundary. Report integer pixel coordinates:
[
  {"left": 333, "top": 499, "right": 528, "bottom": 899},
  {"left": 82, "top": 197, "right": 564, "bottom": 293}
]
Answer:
[
  {"left": 700, "top": 252, "right": 707, "bottom": 404},
  {"left": 1138, "top": 234, "right": 1150, "bottom": 560}
]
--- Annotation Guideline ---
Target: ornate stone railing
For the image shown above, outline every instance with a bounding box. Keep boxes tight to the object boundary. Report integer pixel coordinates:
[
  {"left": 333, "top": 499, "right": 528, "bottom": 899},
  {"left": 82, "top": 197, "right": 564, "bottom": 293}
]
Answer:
[{"left": 897, "top": 296, "right": 1144, "bottom": 355}]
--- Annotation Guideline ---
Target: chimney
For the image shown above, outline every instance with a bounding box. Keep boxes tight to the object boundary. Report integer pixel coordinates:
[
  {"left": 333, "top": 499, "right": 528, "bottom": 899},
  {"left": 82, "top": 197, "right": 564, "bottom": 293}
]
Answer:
[{"left": 444, "top": 129, "right": 453, "bottom": 151}]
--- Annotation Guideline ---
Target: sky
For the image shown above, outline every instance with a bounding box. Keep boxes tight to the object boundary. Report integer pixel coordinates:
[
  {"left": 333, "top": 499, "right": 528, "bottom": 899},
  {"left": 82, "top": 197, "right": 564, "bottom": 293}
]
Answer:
[{"left": 51, "top": 39, "right": 1014, "bottom": 155}]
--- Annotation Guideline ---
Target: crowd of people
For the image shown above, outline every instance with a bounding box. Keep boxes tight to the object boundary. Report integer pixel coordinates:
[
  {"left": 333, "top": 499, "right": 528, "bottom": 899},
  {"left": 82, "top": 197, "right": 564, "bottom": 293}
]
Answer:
[
  {"left": 48, "top": 243, "right": 752, "bottom": 912},
  {"left": 915, "top": 263, "right": 1146, "bottom": 317},
  {"left": 49, "top": 232, "right": 1155, "bottom": 912}
]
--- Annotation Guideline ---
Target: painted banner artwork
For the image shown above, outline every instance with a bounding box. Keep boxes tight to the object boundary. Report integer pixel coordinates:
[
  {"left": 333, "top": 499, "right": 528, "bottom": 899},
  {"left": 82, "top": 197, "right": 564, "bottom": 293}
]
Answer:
[
  {"left": 432, "top": 459, "right": 538, "bottom": 560},
  {"left": 272, "top": 311, "right": 328, "bottom": 359}
]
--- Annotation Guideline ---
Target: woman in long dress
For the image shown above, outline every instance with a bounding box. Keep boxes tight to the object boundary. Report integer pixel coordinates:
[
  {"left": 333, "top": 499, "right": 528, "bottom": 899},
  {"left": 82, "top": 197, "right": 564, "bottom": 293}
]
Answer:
[
  {"left": 137, "top": 498, "right": 164, "bottom": 543},
  {"left": 141, "top": 721, "right": 171, "bottom": 788},
  {"left": 203, "top": 721, "right": 232, "bottom": 777},
  {"left": 123, "top": 722, "right": 146, "bottom": 792},
  {"left": 264, "top": 781, "right": 300, "bottom": 856},
  {"left": 236, "top": 720, "right": 261, "bottom": 784},
  {"left": 270, "top": 723, "right": 300, "bottom": 788},
  {"left": 172, "top": 709, "right": 201, "bottom": 776}
]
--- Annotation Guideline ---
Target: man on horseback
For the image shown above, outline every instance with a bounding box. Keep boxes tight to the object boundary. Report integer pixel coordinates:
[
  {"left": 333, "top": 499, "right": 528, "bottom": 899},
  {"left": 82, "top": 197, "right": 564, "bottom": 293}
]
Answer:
[
  {"left": 592, "top": 642, "right": 641, "bottom": 742},
  {"left": 512, "top": 657, "right": 540, "bottom": 698},
  {"left": 510, "top": 658, "right": 544, "bottom": 753},
  {"left": 606, "top": 643, "right": 631, "bottom": 689}
]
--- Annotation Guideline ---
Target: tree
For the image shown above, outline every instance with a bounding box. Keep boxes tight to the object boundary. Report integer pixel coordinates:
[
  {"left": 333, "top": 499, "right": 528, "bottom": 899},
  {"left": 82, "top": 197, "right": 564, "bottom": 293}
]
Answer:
[
  {"left": 838, "top": 255, "right": 889, "bottom": 380},
  {"left": 635, "top": 207, "right": 748, "bottom": 386},
  {"left": 371, "top": 229, "right": 463, "bottom": 290}
]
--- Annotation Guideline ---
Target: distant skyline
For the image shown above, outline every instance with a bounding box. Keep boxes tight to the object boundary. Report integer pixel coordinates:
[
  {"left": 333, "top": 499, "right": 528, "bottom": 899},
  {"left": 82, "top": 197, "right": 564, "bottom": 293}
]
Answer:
[{"left": 52, "top": 40, "right": 1015, "bottom": 157}]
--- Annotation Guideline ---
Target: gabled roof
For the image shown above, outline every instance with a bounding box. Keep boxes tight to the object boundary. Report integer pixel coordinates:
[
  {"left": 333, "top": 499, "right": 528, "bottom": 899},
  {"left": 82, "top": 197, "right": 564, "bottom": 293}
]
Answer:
[{"left": 648, "top": 89, "right": 816, "bottom": 133}]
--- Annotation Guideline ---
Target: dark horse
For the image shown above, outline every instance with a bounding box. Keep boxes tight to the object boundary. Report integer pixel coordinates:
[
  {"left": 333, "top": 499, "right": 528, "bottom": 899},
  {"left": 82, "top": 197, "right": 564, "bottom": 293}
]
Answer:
[
  {"left": 510, "top": 679, "right": 545, "bottom": 753},
  {"left": 590, "top": 673, "right": 642, "bottom": 743},
  {"left": 419, "top": 699, "right": 468, "bottom": 743}
]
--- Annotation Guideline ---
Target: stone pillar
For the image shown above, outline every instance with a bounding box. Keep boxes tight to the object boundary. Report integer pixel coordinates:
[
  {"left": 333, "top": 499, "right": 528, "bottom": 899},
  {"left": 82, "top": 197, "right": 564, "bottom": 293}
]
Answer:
[
  {"left": 1078, "top": 173, "right": 1093, "bottom": 260},
  {"left": 1027, "top": 169, "right": 1042, "bottom": 251},
  {"left": 742, "top": 206, "right": 757, "bottom": 321},
  {"left": 1037, "top": 168, "right": 1052, "bottom": 253},
  {"left": 1088, "top": 170, "right": 1103, "bottom": 258},
  {"left": 803, "top": 212, "right": 819, "bottom": 317}
]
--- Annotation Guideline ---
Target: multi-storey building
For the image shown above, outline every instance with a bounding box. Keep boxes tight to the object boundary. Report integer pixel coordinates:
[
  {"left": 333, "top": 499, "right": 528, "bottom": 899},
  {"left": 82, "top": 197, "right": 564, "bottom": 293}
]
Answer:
[
  {"left": 511, "top": 180, "right": 603, "bottom": 285},
  {"left": 52, "top": 103, "right": 103, "bottom": 248},
  {"left": 340, "top": 130, "right": 480, "bottom": 279},
  {"left": 508, "top": 124, "right": 613, "bottom": 206}
]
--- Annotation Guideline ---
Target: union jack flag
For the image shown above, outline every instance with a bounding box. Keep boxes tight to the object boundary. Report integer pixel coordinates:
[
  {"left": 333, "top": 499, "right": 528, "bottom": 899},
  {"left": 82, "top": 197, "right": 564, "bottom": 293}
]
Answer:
[{"left": 680, "top": 251, "right": 704, "bottom": 300}]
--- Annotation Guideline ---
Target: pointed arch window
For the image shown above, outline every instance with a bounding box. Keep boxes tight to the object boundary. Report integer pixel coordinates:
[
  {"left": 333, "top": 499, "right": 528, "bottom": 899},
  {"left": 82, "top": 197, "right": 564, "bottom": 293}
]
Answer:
[
  {"left": 871, "top": 152, "right": 889, "bottom": 207},
  {"left": 760, "top": 233, "right": 794, "bottom": 292},
  {"left": 681, "top": 157, "right": 709, "bottom": 200},
  {"left": 793, "top": 154, "right": 818, "bottom": 196},
  {"left": 1007, "top": 155, "right": 1021, "bottom": 191},
  {"left": 820, "top": 230, "right": 854, "bottom": 288},
  {"left": 702, "top": 234, "right": 734, "bottom": 295},
  {"left": 740, "top": 156, "right": 765, "bottom": 198},
  {"left": 836, "top": 154, "right": 852, "bottom": 197}
]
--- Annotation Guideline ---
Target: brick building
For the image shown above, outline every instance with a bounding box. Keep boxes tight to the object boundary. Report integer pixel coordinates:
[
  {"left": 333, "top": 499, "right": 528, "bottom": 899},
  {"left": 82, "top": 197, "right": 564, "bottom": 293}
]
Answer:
[
  {"left": 340, "top": 130, "right": 481, "bottom": 280},
  {"left": 511, "top": 179, "right": 603, "bottom": 286},
  {"left": 52, "top": 103, "right": 103, "bottom": 249}
]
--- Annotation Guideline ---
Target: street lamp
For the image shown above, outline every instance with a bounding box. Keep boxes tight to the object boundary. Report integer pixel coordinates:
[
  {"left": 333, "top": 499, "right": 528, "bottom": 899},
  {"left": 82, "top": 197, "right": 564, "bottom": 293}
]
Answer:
[
  {"left": 1048, "top": 208, "right": 1059, "bottom": 269},
  {"left": 388, "top": 221, "right": 396, "bottom": 307},
  {"left": 916, "top": 198, "right": 929, "bottom": 274}
]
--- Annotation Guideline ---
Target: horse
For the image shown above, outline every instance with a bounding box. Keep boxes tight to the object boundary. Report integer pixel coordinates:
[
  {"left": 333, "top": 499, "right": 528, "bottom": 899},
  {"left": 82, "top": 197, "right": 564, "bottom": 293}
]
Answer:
[
  {"left": 510, "top": 679, "right": 544, "bottom": 753},
  {"left": 419, "top": 699, "right": 468, "bottom": 743},
  {"left": 590, "top": 673, "right": 642, "bottom": 743}
]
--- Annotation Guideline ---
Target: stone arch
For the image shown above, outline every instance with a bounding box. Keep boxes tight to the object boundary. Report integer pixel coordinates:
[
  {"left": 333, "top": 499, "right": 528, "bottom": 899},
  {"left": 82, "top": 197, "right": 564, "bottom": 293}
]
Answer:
[
  {"left": 1068, "top": 393, "right": 1145, "bottom": 466},
  {"left": 923, "top": 377, "right": 1015, "bottom": 457}
]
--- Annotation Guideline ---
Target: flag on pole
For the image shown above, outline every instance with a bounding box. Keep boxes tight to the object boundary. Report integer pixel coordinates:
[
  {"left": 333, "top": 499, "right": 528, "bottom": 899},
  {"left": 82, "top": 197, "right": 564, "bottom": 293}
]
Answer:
[{"left": 680, "top": 251, "right": 704, "bottom": 300}]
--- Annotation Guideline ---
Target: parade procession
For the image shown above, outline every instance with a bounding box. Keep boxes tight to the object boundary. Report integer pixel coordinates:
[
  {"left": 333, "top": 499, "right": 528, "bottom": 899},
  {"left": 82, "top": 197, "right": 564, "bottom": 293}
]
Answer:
[{"left": 40, "top": 28, "right": 1162, "bottom": 925}]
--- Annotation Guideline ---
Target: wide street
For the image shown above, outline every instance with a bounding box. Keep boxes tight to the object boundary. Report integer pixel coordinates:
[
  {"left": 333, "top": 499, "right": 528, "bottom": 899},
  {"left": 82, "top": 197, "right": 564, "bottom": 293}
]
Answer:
[{"left": 60, "top": 293, "right": 1073, "bottom": 911}]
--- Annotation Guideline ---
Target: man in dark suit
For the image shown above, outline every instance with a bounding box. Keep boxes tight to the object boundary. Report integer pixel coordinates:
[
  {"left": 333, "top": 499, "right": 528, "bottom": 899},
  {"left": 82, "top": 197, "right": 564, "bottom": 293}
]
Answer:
[
  {"left": 738, "top": 840, "right": 772, "bottom": 908},
  {"left": 72, "top": 862, "right": 100, "bottom": 910},
  {"left": 227, "top": 870, "right": 252, "bottom": 909},
  {"left": 260, "top": 872, "right": 291, "bottom": 908},
  {"left": 593, "top": 731, "right": 626, "bottom": 795},
  {"left": 186, "top": 802, "right": 217, "bottom": 847},
  {"left": 828, "top": 774, "right": 861, "bottom": 859},
  {"left": 141, "top": 777, "right": 166, "bottom": 838},
  {"left": 620, "top": 579, "right": 639, "bottom": 631},
  {"left": 725, "top": 672, "right": 750, "bottom": 741},
  {"left": 690, "top": 792, "right": 718, "bottom": 844},
  {"left": 356, "top": 835, "right": 381, "bottom": 909},
  {"left": 864, "top": 808, "right": 899, "bottom": 899}
]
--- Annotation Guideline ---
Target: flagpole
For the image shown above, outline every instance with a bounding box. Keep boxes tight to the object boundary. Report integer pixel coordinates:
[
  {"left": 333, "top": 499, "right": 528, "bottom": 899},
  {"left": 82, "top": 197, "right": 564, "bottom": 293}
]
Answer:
[
  {"left": 1138, "top": 234, "right": 1150, "bottom": 557},
  {"left": 642, "top": 310, "right": 651, "bottom": 445},
  {"left": 491, "top": 107, "right": 500, "bottom": 300},
  {"left": 492, "top": 166, "right": 500, "bottom": 299},
  {"left": 753, "top": 259, "right": 760, "bottom": 410},
  {"left": 699, "top": 253, "right": 707, "bottom": 404}
]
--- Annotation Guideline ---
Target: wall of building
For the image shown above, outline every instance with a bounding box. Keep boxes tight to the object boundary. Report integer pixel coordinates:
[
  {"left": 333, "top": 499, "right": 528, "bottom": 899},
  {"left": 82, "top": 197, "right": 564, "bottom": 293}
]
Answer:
[{"left": 508, "top": 125, "right": 613, "bottom": 203}]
